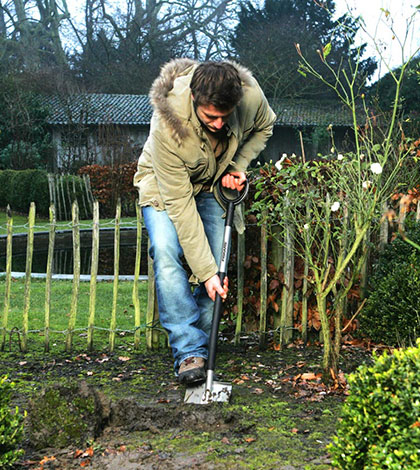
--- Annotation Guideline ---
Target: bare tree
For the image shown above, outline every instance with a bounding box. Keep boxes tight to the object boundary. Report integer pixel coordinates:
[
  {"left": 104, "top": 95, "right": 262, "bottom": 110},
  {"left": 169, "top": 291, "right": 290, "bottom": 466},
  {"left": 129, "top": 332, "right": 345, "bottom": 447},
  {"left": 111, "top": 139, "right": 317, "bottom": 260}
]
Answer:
[{"left": 0, "top": 0, "right": 71, "bottom": 70}]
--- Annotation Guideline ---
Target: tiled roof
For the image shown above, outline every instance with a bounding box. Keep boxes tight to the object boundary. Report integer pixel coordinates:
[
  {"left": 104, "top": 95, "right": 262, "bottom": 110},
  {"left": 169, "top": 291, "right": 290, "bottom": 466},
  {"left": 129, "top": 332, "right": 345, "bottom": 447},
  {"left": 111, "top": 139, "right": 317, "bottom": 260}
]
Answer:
[
  {"left": 44, "top": 94, "right": 152, "bottom": 125},
  {"left": 271, "top": 99, "right": 355, "bottom": 127},
  {"left": 44, "top": 94, "right": 354, "bottom": 127}
]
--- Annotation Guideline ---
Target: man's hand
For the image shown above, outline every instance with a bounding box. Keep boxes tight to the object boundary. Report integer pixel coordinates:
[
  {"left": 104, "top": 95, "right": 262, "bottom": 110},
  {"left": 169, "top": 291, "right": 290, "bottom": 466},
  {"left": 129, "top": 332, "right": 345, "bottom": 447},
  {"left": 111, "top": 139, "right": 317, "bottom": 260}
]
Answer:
[
  {"left": 204, "top": 274, "right": 229, "bottom": 302},
  {"left": 221, "top": 171, "right": 246, "bottom": 191}
]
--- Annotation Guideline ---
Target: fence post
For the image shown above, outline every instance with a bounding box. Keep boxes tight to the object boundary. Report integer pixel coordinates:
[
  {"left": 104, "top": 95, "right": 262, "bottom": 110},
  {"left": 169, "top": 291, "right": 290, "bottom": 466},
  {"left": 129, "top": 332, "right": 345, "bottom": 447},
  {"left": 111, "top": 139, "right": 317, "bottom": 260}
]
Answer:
[
  {"left": 21, "top": 202, "right": 36, "bottom": 352},
  {"left": 59, "top": 175, "right": 69, "bottom": 221},
  {"left": 87, "top": 200, "right": 99, "bottom": 351},
  {"left": 234, "top": 229, "right": 245, "bottom": 346},
  {"left": 44, "top": 205, "right": 56, "bottom": 352},
  {"left": 146, "top": 241, "right": 160, "bottom": 350},
  {"left": 66, "top": 201, "right": 80, "bottom": 352},
  {"left": 109, "top": 199, "right": 121, "bottom": 353},
  {"left": 270, "top": 226, "right": 283, "bottom": 333},
  {"left": 259, "top": 211, "right": 268, "bottom": 349},
  {"left": 280, "top": 197, "right": 294, "bottom": 346},
  {"left": 1, "top": 206, "right": 13, "bottom": 351},
  {"left": 132, "top": 202, "right": 143, "bottom": 350}
]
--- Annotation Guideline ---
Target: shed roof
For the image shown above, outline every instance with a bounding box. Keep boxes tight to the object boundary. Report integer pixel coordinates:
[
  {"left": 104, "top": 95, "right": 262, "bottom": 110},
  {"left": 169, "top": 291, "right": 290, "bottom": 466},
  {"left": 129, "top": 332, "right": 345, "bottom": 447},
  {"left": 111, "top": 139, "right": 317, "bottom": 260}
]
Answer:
[
  {"left": 45, "top": 94, "right": 152, "bottom": 125},
  {"left": 44, "top": 93, "right": 354, "bottom": 127}
]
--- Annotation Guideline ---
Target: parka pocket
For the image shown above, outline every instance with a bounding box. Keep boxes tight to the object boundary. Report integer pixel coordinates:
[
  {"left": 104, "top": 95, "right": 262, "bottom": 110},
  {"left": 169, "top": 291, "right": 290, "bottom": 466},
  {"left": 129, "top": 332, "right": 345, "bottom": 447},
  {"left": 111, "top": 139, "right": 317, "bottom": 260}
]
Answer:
[{"left": 185, "top": 159, "right": 211, "bottom": 183}]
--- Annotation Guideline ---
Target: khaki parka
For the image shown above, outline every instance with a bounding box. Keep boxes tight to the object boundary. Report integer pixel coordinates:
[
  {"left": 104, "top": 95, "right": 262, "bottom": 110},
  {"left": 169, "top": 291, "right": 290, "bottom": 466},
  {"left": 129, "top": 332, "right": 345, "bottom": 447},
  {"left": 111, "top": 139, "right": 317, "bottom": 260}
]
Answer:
[{"left": 134, "top": 58, "right": 276, "bottom": 283}]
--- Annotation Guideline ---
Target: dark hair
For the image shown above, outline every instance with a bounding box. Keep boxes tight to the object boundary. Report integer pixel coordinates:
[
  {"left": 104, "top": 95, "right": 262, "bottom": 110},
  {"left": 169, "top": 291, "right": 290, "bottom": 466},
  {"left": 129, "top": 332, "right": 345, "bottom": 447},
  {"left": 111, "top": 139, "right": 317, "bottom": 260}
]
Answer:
[{"left": 190, "top": 62, "right": 243, "bottom": 111}]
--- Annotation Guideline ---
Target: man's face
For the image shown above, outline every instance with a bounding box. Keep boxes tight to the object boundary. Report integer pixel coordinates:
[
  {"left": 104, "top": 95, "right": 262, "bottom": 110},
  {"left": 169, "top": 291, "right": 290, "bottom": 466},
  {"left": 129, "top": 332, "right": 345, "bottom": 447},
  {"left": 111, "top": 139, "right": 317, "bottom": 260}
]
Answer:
[{"left": 194, "top": 103, "right": 234, "bottom": 133}]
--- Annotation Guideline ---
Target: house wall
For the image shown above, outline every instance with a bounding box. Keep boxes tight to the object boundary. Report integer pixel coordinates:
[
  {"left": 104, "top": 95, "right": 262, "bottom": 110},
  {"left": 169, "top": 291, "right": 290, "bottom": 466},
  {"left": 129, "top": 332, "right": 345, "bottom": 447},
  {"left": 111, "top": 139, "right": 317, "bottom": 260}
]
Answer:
[
  {"left": 51, "top": 123, "right": 353, "bottom": 170},
  {"left": 52, "top": 124, "right": 149, "bottom": 170}
]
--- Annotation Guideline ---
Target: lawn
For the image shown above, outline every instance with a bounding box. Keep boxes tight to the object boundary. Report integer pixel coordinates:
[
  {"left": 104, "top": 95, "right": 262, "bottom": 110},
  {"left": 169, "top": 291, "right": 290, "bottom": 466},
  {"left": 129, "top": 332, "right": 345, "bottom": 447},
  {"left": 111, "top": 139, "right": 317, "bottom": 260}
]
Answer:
[
  {"left": 0, "top": 209, "right": 138, "bottom": 235},
  {"left": 0, "top": 277, "right": 149, "bottom": 351}
]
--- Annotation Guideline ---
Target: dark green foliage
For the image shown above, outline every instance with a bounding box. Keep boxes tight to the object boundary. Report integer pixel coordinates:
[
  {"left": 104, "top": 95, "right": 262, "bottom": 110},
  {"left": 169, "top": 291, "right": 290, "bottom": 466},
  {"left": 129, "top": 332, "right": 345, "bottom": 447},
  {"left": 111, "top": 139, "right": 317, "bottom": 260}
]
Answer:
[
  {"left": 231, "top": 0, "right": 376, "bottom": 99},
  {"left": 369, "top": 57, "right": 420, "bottom": 133},
  {"left": 329, "top": 340, "right": 420, "bottom": 469},
  {"left": 0, "top": 170, "right": 50, "bottom": 215},
  {"left": 360, "top": 223, "right": 420, "bottom": 346},
  {"left": 0, "top": 75, "right": 53, "bottom": 170},
  {"left": 360, "top": 255, "right": 420, "bottom": 346},
  {"left": 0, "top": 376, "right": 25, "bottom": 468}
]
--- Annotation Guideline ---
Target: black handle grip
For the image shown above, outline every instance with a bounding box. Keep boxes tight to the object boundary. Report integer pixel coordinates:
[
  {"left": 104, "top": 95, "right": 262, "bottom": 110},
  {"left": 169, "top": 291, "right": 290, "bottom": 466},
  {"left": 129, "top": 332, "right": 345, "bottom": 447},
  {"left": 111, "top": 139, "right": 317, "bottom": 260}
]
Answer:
[{"left": 207, "top": 272, "right": 226, "bottom": 372}]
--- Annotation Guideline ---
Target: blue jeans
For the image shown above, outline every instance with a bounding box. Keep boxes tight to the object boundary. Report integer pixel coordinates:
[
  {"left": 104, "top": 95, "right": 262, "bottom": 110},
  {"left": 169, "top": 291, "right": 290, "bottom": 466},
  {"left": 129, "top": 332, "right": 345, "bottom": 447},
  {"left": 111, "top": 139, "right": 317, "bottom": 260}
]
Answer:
[{"left": 142, "top": 192, "right": 225, "bottom": 372}]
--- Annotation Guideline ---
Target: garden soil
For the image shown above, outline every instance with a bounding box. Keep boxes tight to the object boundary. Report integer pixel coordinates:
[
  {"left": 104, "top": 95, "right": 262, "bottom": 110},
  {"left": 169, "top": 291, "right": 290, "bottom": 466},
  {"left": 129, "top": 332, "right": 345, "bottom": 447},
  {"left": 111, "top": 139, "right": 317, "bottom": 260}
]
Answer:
[{"left": 2, "top": 339, "right": 373, "bottom": 470}]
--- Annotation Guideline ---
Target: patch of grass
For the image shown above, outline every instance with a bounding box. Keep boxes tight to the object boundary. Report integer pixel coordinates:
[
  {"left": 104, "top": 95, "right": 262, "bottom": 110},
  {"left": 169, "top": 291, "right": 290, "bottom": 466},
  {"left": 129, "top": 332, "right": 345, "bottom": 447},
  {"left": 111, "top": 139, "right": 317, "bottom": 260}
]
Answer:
[
  {"left": 0, "top": 277, "right": 148, "bottom": 351},
  {"left": 0, "top": 210, "right": 137, "bottom": 235}
]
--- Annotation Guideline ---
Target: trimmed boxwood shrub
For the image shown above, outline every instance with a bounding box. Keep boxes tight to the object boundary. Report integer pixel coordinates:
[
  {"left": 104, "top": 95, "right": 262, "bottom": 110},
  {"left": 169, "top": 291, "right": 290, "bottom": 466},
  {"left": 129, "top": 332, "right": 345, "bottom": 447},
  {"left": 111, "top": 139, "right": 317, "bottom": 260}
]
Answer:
[
  {"left": 329, "top": 340, "right": 420, "bottom": 469},
  {"left": 0, "top": 376, "right": 25, "bottom": 468}
]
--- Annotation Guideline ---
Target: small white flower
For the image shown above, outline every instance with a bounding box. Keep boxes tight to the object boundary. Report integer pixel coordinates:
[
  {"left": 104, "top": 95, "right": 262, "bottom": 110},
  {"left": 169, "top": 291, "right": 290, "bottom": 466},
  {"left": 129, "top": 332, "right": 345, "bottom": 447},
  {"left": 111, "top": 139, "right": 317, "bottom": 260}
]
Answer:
[
  {"left": 275, "top": 153, "right": 288, "bottom": 171},
  {"left": 331, "top": 201, "right": 340, "bottom": 212},
  {"left": 362, "top": 180, "right": 372, "bottom": 190},
  {"left": 331, "top": 147, "right": 335, "bottom": 153},
  {"left": 337, "top": 154, "right": 344, "bottom": 161},
  {"left": 360, "top": 153, "right": 365, "bottom": 160},
  {"left": 303, "top": 223, "right": 310, "bottom": 230},
  {"left": 370, "top": 163, "right": 383, "bottom": 175},
  {"left": 291, "top": 153, "right": 296, "bottom": 158}
]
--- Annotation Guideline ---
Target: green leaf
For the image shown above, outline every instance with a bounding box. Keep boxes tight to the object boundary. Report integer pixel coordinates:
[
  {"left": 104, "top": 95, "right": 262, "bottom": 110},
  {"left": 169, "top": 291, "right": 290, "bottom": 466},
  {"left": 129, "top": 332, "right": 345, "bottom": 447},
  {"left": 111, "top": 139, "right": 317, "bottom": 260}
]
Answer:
[{"left": 323, "top": 42, "right": 332, "bottom": 58}]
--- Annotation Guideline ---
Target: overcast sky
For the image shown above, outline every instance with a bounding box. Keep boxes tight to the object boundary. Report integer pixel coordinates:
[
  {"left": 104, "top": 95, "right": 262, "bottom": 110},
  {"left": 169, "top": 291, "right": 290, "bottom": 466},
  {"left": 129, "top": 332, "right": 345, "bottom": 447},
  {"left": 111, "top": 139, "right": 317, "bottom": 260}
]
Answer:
[
  {"left": 334, "top": 0, "right": 419, "bottom": 78},
  {"left": 66, "top": 0, "right": 419, "bottom": 80}
]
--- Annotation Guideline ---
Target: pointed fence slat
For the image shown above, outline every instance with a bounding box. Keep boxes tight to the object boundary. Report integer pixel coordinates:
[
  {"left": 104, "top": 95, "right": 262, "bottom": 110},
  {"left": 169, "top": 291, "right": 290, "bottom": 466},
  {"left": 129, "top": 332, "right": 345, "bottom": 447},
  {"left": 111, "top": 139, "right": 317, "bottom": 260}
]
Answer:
[
  {"left": 280, "top": 197, "right": 295, "bottom": 346},
  {"left": 87, "top": 200, "right": 100, "bottom": 351},
  {"left": 234, "top": 230, "right": 245, "bottom": 345},
  {"left": 44, "top": 205, "right": 56, "bottom": 352},
  {"left": 109, "top": 199, "right": 121, "bottom": 352},
  {"left": 21, "top": 203, "right": 36, "bottom": 352},
  {"left": 146, "top": 240, "right": 157, "bottom": 350},
  {"left": 66, "top": 202, "right": 81, "bottom": 352},
  {"left": 259, "top": 212, "right": 268, "bottom": 349},
  {"left": 1, "top": 206, "right": 13, "bottom": 351},
  {"left": 132, "top": 202, "right": 143, "bottom": 350}
]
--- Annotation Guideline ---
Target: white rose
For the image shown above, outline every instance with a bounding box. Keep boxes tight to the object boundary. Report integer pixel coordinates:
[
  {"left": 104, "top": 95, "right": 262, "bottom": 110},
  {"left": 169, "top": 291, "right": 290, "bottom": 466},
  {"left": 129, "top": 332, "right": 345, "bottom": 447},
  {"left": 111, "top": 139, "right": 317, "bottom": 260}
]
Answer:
[
  {"left": 331, "top": 201, "right": 340, "bottom": 212},
  {"left": 370, "top": 163, "right": 383, "bottom": 174}
]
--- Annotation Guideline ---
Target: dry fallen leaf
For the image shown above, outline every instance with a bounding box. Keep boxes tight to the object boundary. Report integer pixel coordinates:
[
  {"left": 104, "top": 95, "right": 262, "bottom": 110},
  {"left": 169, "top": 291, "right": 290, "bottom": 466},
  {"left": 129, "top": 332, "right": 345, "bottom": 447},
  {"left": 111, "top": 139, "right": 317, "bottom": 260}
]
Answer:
[
  {"left": 118, "top": 356, "right": 131, "bottom": 362},
  {"left": 244, "top": 437, "right": 256, "bottom": 443}
]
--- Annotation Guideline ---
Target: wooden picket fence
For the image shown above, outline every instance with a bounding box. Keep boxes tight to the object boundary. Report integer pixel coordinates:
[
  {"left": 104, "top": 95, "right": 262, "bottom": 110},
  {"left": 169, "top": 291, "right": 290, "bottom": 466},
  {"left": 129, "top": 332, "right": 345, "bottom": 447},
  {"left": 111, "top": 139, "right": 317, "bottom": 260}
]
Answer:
[{"left": 0, "top": 197, "right": 418, "bottom": 354}]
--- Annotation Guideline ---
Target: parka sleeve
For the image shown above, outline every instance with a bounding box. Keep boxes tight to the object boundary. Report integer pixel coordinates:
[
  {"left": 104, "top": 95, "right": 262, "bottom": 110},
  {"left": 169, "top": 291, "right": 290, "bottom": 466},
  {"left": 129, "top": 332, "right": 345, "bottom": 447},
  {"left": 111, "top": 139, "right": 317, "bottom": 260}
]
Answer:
[
  {"left": 148, "top": 128, "right": 218, "bottom": 283},
  {"left": 228, "top": 83, "right": 276, "bottom": 173}
]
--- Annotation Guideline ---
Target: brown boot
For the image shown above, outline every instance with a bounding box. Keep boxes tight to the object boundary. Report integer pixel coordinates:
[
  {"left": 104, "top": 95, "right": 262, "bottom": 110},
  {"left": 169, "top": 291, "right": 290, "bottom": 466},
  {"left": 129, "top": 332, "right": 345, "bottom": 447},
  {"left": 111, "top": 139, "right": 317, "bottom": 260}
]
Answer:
[{"left": 178, "top": 357, "right": 206, "bottom": 385}]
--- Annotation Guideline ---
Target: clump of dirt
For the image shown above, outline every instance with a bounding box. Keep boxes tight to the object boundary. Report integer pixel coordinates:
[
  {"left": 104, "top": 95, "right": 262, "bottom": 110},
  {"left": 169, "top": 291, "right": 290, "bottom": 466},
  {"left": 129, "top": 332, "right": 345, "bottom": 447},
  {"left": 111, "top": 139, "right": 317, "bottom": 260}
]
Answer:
[
  {"left": 110, "top": 399, "right": 237, "bottom": 434},
  {"left": 27, "top": 382, "right": 111, "bottom": 450}
]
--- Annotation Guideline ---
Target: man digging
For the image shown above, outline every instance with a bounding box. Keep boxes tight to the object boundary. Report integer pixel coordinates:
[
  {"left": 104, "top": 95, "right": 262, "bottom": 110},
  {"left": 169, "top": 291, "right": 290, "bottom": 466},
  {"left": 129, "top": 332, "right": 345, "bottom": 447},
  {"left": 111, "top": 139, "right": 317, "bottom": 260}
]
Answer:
[{"left": 134, "top": 59, "right": 275, "bottom": 385}]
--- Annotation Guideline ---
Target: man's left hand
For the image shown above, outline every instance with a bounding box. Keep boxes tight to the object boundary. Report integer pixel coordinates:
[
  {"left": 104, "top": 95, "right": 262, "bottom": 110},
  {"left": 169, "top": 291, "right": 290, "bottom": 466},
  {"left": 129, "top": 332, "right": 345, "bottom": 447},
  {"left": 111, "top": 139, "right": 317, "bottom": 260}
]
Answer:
[{"left": 221, "top": 171, "right": 246, "bottom": 191}]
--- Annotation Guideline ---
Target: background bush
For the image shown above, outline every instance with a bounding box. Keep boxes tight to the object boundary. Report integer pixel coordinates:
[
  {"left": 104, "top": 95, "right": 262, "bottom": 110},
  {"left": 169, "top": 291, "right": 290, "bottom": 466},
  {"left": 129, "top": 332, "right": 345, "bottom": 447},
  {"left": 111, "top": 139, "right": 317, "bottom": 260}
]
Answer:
[
  {"left": 359, "top": 222, "right": 420, "bottom": 346},
  {"left": 0, "top": 169, "right": 49, "bottom": 215},
  {"left": 78, "top": 162, "right": 138, "bottom": 217},
  {"left": 329, "top": 340, "right": 420, "bottom": 469},
  {"left": 0, "top": 376, "right": 25, "bottom": 468}
]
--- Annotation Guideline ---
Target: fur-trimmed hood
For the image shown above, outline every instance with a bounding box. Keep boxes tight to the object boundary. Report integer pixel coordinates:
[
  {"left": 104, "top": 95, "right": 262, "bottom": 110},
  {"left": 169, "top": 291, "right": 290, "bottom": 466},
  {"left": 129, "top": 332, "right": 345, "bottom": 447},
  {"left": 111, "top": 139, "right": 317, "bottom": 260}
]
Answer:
[{"left": 149, "top": 58, "right": 255, "bottom": 145}]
